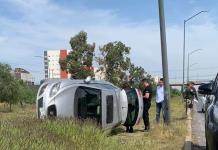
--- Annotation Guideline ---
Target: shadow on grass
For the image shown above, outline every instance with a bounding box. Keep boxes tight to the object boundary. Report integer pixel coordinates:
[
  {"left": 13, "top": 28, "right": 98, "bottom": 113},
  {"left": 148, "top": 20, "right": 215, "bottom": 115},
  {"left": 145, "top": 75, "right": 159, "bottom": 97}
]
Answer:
[
  {"left": 192, "top": 144, "right": 206, "bottom": 150},
  {"left": 110, "top": 127, "right": 125, "bottom": 136},
  {"left": 110, "top": 126, "right": 145, "bottom": 136},
  {"left": 173, "top": 116, "right": 187, "bottom": 121},
  {"left": 0, "top": 107, "right": 11, "bottom": 113}
]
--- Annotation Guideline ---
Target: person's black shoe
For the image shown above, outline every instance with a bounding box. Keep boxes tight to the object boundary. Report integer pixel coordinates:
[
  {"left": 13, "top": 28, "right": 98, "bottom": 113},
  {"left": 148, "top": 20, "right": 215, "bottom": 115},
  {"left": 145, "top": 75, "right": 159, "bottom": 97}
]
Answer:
[
  {"left": 126, "top": 126, "right": 129, "bottom": 133},
  {"left": 144, "top": 126, "right": 150, "bottom": 131},
  {"left": 129, "top": 126, "right": 133, "bottom": 133}
]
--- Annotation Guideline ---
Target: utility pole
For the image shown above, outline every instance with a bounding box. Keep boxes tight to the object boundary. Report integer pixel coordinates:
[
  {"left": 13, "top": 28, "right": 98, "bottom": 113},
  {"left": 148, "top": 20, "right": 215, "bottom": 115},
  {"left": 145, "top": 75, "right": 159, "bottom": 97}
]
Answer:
[{"left": 158, "top": 0, "right": 170, "bottom": 124}]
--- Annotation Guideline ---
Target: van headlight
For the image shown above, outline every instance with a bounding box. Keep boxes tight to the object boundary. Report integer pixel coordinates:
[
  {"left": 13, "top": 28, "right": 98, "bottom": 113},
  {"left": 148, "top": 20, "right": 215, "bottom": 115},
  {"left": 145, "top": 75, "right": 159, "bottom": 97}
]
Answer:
[
  {"left": 50, "top": 82, "right": 61, "bottom": 97},
  {"left": 39, "top": 84, "right": 48, "bottom": 96}
]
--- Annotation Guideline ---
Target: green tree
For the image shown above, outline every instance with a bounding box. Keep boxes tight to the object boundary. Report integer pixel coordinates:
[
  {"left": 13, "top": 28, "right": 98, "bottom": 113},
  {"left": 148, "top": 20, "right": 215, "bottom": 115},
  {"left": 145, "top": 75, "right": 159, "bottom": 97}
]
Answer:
[
  {"left": 60, "top": 31, "right": 95, "bottom": 79},
  {"left": 0, "top": 63, "right": 19, "bottom": 111},
  {"left": 18, "top": 80, "right": 36, "bottom": 105},
  {"left": 97, "top": 41, "right": 131, "bottom": 87},
  {"left": 0, "top": 63, "right": 36, "bottom": 111},
  {"left": 129, "top": 63, "right": 152, "bottom": 89}
]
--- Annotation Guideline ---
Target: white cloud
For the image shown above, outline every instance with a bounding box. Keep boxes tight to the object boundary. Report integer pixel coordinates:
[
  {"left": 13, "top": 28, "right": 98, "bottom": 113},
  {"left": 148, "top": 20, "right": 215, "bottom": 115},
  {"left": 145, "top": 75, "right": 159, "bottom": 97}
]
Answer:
[{"left": 0, "top": 0, "right": 218, "bottom": 83}]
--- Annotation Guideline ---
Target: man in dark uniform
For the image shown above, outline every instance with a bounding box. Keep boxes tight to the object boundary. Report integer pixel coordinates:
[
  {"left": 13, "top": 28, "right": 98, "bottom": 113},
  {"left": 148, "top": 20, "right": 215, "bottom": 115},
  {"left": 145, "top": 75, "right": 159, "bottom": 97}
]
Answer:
[
  {"left": 142, "top": 79, "right": 152, "bottom": 131},
  {"left": 184, "top": 82, "right": 198, "bottom": 108}
]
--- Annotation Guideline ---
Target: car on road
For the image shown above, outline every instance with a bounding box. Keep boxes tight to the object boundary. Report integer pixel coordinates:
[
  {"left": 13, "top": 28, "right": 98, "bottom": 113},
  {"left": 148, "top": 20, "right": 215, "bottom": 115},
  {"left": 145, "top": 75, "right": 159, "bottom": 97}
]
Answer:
[
  {"left": 199, "top": 74, "right": 218, "bottom": 150},
  {"left": 197, "top": 83, "right": 213, "bottom": 113},
  {"left": 196, "top": 94, "right": 206, "bottom": 113},
  {"left": 36, "top": 77, "right": 143, "bottom": 130}
]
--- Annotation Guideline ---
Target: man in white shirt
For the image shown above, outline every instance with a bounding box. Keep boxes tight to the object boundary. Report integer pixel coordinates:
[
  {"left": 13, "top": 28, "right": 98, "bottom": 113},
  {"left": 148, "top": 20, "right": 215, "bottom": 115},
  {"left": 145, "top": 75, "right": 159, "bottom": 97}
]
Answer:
[{"left": 156, "top": 78, "right": 165, "bottom": 123}]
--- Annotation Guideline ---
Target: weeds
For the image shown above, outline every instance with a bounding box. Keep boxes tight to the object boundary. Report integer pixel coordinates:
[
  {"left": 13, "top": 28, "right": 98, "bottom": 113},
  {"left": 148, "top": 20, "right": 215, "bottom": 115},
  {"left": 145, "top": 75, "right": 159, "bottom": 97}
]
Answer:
[{"left": 0, "top": 97, "right": 186, "bottom": 150}]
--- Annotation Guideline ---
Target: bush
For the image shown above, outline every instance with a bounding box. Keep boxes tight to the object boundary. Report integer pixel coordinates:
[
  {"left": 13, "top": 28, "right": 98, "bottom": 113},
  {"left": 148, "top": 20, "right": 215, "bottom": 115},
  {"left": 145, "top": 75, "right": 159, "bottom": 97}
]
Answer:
[
  {"left": 0, "top": 63, "right": 36, "bottom": 110},
  {"left": 170, "top": 88, "right": 181, "bottom": 97}
]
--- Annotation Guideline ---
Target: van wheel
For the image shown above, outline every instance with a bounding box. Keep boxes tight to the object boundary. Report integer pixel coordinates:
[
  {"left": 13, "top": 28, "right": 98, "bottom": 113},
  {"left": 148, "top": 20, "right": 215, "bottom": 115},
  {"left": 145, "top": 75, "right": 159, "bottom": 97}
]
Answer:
[{"left": 47, "top": 105, "right": 57, "bottom": 118}]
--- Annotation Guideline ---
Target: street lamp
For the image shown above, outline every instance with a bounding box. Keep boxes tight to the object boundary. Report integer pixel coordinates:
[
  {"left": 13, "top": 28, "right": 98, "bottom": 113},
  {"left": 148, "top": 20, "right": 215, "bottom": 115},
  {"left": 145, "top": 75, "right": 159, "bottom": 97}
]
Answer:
[
  {"left": 187, "top": 63, "right": 198, "bottom": 81},
  {"left": 189, "top": 63, "right": 198, "bottom": 68},
  {"left": 182, "top": 11, "right": 207, "bottom": 93},
  {"left": 34, "top": 56, "right": 44, "bottom": 59},
  {"left": 187, "top": 49, "right": 202, "bottom": 82}
]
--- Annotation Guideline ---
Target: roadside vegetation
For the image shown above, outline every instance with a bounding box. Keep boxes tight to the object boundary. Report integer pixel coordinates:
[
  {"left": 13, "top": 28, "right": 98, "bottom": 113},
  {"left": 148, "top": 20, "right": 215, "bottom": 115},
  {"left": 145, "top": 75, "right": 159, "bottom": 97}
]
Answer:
[
  {"left": 0, "top": 97, "right": 186, "bottom": 150},
  {"left": 0, "top": 63, "right": 36, "bottom": 111}
]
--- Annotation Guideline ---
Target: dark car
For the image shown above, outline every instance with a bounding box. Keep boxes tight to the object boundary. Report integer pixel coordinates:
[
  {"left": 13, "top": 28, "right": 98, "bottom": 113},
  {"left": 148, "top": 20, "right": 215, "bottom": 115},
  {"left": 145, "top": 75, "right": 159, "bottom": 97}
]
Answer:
[
  {"left": 205, "top": 95, "right": 218, "bottom": 150},
  {"left": 201, "top": 74, "right": 218, "bottom": 150},
  {"left": 198, "top": 82, "right": 213, "bottom": 112}
]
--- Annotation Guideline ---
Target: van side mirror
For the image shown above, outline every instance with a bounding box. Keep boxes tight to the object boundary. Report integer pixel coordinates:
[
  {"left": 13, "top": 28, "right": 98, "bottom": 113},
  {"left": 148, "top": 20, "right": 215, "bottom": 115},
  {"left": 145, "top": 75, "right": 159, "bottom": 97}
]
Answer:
[{"left": 198, "top": 83, "right": 212, "bottom": 95}]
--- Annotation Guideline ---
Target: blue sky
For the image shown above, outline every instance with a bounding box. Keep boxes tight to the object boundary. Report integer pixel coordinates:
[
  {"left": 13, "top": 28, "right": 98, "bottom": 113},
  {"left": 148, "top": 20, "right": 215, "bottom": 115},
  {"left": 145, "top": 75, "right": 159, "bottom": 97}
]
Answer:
[{"left": 0, "top": 0, "right": 218, "bottom": 83}]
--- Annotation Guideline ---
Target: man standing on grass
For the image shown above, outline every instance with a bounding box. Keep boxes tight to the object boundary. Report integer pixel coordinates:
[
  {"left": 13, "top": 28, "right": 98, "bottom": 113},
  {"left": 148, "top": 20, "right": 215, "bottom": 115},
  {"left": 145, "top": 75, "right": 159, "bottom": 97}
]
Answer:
[
  {"left": 156, "top": 78, "right": 165, "bottom": 123},
  {"left": 142, "top": 79, "right": 153, "bottom": 131},
  {"left": 184, "top": 82, "right": 198, "bottom": 108}
]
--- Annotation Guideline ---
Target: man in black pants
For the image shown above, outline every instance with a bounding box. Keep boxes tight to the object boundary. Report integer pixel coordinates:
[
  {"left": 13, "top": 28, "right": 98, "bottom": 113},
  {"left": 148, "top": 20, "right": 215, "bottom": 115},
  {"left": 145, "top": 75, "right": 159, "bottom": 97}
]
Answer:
[{"left": 142, "top": 79, "right": 152, "bottom": 131}]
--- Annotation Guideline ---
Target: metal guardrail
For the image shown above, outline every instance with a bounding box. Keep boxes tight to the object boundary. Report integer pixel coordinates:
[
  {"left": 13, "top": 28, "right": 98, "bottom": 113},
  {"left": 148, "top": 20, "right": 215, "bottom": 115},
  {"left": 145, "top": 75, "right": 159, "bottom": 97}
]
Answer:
[{"left": 170, "top": 80, "right": 211, "bottom": 87}]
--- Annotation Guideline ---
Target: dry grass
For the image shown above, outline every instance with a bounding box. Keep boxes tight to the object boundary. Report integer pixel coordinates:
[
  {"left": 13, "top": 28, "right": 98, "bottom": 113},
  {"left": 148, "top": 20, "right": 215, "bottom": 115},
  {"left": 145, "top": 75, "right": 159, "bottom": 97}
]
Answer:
[
  {"left": 112, "top": 97, "right": 187, "bottom": 150},
  {"left": 0, "top": 97, "right": 187, "bottom": 150}
]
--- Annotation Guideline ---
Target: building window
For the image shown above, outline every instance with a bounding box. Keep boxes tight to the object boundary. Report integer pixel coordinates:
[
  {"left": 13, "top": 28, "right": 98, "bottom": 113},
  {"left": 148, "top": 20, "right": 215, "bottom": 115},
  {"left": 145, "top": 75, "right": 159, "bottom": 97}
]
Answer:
[{"left": 106, "top": 95, "right": 113, "bottom": 124}]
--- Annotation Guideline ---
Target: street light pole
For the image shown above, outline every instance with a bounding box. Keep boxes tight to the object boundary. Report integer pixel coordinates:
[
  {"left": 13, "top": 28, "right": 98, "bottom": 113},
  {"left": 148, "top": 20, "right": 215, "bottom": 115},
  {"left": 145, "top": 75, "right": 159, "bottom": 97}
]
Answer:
[
  {"left": 187, "top": 53, "right": 190, "bottom": 82},
  {"left": 187, "top": 49, "right": 202, "bottom": 82},
  {"left": 158, "top": 0, "right": 170, "bottom": 124},
  {"left": 182, "top": 21, "right": 186, "bottom": 93},
  {"left": 182, "top": 11, "right": 207, "bottom": 93},
  {"left": 187, "top": 62, "right": 198, "bottom": 82}
]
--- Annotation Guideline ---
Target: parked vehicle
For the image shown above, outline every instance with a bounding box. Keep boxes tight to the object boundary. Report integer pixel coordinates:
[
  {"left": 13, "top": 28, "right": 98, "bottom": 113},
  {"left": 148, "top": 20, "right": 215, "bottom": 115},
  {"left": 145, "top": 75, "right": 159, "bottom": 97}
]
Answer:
[
  {"left": 199, "top": 74, "right": 218, "bottom": 150},
  {"left": 36, "top": 78, "right": 143, "bottom": 129},
  {"left": 196, "top": 94, "right": 206, "bottom": 113},
  {"left": 197, "top": 82, "right": 213, "bottom": 113}
]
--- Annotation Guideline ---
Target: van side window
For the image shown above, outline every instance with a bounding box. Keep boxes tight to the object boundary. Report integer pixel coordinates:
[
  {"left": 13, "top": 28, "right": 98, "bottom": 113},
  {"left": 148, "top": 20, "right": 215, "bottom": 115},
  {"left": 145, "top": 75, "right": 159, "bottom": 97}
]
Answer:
[{"left": 106, "top": 95, "right": 113, "bottom": 123}]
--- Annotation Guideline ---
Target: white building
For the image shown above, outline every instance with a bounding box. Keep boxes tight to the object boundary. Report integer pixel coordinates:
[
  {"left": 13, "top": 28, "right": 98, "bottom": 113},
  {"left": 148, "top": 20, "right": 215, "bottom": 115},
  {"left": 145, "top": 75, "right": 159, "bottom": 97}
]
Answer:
[
  {"left": 44, "top": 50, "right": 71, "bottom": 79},
  {"left": 14, "top": 68, "right": 34, "bottom": 85}
]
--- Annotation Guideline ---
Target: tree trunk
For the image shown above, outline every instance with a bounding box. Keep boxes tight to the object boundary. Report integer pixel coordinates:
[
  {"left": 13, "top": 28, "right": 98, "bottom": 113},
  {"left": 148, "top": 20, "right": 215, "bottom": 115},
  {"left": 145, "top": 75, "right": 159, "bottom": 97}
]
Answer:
[
  {"left": 9, "top": 101, "right": 12, "bottom": 112},
  {"left": 20, "top": 101, "right": 23, "bottom": 108}
]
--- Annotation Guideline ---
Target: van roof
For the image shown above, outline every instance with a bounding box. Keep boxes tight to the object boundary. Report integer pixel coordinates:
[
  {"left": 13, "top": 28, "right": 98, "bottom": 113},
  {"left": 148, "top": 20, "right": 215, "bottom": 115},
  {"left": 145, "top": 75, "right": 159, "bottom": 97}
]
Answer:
[{"left": 43, "top": 79, "right": 119, "bottom": 90}]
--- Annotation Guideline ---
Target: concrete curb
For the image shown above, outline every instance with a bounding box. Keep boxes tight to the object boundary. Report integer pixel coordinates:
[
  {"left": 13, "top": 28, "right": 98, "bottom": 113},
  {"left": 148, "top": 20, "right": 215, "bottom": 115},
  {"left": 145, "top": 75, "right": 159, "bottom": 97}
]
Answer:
[{"left": 184, "top": 108, "right": 192, "bottom": 150}]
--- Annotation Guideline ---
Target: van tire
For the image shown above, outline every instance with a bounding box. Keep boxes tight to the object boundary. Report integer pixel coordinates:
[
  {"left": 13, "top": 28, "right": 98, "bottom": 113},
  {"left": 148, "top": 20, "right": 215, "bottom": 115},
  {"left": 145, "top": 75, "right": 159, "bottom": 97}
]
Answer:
[{"left": 47, "top": 105, "right": 57, "bottom": 118}]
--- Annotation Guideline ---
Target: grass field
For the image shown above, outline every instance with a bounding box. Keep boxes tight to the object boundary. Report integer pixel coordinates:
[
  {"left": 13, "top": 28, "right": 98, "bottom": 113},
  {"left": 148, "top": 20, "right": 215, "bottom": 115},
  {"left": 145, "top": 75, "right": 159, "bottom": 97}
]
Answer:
[{"left": 0, "top": 97, "right": 187, "bottom": 150}]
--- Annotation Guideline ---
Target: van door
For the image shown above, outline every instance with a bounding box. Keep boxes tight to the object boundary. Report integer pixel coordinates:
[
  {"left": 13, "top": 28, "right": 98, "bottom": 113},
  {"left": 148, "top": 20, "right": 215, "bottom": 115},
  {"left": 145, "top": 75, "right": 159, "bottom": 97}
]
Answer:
[{"left": 123, "top": 88, "right": 143, "bottom": 126}]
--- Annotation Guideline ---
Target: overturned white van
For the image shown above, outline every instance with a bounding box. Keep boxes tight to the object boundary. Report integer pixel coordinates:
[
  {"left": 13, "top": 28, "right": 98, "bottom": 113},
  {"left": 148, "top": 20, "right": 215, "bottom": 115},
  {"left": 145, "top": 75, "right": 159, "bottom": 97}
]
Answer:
[{"left": 36, "top": 78, "right": 143, "bottom": 129}]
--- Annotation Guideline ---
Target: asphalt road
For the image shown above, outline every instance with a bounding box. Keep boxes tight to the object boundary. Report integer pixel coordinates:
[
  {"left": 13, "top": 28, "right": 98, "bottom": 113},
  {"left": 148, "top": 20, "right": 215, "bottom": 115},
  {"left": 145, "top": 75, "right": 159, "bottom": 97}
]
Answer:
[{"left": 192, "top": 103, "right": 206, "bottom": 150}]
